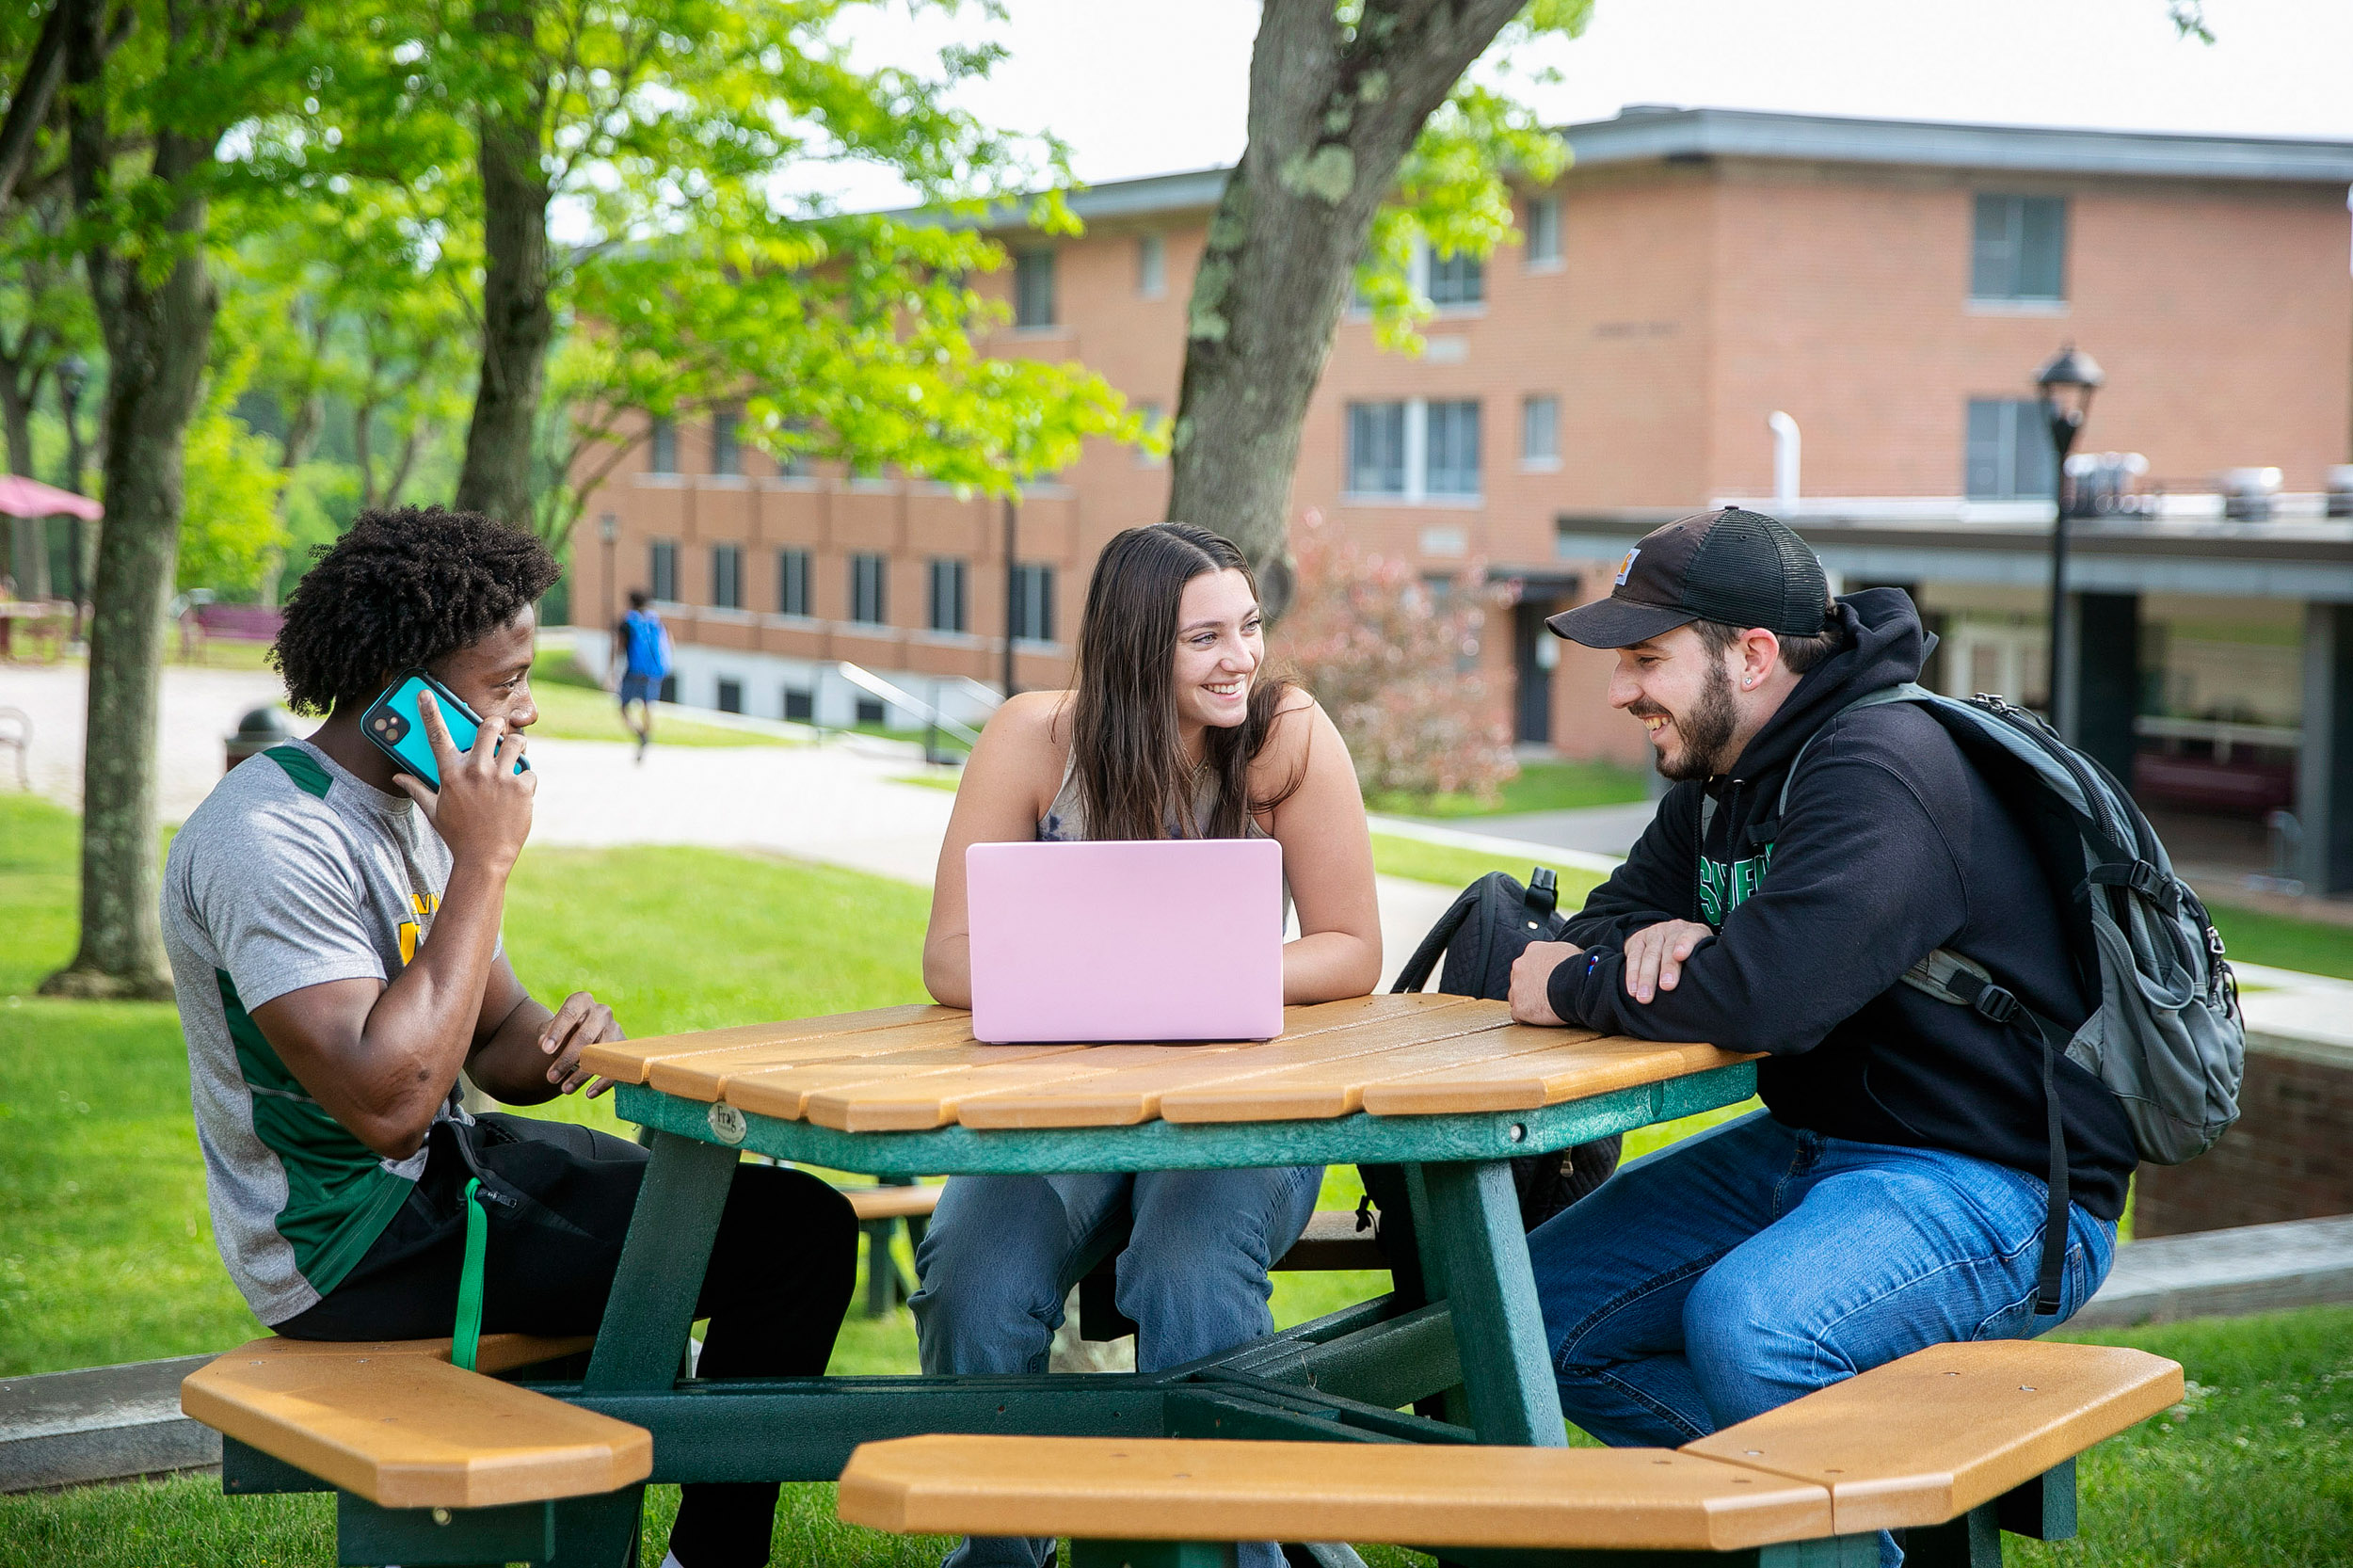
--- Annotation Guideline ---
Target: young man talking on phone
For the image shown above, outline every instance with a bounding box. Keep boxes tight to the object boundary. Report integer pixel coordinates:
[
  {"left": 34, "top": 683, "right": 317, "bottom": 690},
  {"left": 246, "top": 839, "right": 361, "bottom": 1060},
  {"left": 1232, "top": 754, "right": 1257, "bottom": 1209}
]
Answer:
[
  {"left": 1504, "top": 509, "right": 2133, "bottom": 1562},
  {"left": 162, "top": 506, "right": 855, "bottom": 1568}
]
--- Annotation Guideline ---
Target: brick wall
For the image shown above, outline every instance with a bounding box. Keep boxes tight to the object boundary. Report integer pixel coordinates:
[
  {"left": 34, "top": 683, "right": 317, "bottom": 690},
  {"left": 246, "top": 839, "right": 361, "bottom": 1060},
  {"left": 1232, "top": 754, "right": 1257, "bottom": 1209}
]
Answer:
[{"left": 2131, "top": 1039, "right": 2353, "bottom": 1237}]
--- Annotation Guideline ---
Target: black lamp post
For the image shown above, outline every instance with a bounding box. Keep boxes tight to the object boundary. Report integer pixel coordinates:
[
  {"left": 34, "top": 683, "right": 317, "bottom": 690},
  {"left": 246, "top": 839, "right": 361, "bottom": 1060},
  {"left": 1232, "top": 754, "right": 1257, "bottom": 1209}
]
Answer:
[
  {"left": 56, "top": 353, "right": 89, "bottom": 646},
  {"left": 2037, "top": 344, "right": 2104, "bottom": 730}
]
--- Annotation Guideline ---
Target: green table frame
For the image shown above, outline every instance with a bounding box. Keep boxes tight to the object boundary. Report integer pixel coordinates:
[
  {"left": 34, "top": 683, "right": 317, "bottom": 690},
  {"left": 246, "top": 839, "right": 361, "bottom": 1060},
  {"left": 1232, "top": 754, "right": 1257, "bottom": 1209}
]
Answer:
[{"left": 226, "top": 1062, "right": 1762, "bottom": 1567}]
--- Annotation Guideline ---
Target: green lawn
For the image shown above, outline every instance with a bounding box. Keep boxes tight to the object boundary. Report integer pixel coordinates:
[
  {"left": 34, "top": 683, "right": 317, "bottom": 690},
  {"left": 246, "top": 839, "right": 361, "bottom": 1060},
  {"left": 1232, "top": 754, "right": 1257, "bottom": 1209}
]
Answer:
[
  {"left": 2208, "top": 904, "right": 2353, "bottom": 983},
  {"left": 1370, "top": 833, "right": 1611, "bottom": 906},
  {"left": 1369, "top": 759, "right": 1649, "bottom": 819}
]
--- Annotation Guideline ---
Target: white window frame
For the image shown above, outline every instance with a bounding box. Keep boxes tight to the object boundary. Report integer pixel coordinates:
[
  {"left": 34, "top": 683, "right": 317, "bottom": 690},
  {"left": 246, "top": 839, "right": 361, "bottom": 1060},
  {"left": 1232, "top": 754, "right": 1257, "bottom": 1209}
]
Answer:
[
  {"left": 710, "top": 542, "right": 743, "bottom": 610},
  {"left": 1520, "top": 394, "right": 1561, "bottom": 471},
  {"left": 849, "top": 552, "right": 888, "bottom": 625},
  {"left": 1345, "top": 398, "right": 1482, "bottom": 504},
  {"left": 1136, "top": 232, "right": 1166, "bottom": 299},
  {"left": 1525, "top": 195, "right": 1562, "bottom": 271}
]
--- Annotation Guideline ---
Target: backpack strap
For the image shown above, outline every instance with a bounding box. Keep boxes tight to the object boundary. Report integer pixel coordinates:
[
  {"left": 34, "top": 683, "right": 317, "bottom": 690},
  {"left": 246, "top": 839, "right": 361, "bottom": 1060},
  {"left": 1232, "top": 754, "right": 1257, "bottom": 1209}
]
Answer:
[
  {"left": 1772, "top": 681, "right": 1937, "bottom": 820},
  {"left": 1898, "top": 949, "right": 2073, "bottom": 1315}
]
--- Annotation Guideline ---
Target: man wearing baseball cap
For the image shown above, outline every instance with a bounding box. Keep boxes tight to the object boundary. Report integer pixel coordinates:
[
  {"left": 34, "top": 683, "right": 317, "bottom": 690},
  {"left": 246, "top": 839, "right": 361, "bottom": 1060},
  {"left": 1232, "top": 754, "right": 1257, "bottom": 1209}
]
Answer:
[{"left": 1507, "top": 508, "right": 2133, "bottom": 1560}]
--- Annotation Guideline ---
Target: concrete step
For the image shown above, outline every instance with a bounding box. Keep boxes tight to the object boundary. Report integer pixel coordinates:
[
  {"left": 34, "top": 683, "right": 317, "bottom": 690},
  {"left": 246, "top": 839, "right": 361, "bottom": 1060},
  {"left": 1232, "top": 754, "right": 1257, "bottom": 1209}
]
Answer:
[
  {"left": 2071, "top": 1212, "right": 2353, "bottom": 1329},
  {"left": 0, "top": 1354, "right": 219, "bottom": 1493}
]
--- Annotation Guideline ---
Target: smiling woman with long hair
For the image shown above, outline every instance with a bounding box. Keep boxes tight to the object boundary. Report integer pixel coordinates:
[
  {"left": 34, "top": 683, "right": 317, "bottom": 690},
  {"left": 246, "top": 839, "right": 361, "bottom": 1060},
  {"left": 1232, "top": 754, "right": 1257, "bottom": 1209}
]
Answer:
[{"left": 912, "top": 522, "right": 1380, "bottom": 1568}]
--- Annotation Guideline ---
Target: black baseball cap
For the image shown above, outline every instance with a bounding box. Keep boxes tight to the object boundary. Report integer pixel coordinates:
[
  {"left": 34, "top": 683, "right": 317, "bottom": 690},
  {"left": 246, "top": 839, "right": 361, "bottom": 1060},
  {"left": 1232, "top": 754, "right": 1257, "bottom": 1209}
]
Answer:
[{"left": 1546, "top": 506, "right": 1833, "bottom": 649}]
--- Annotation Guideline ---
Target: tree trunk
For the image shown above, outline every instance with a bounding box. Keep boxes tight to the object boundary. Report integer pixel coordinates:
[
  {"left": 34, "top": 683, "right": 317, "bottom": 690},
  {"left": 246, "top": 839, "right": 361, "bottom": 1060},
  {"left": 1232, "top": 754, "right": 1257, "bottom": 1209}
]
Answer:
[
  {"left": 0, "top": 363, "right": 47, "bottom": 598},
  {"left": 41, "top": 0, "right": 220, "bottom": 1000},
  {"left": 452, "top": 0, "right": 551, "bottom": 531},
  {"left": 1163, "top": 0, "right": 1523, "bottom": 620}
]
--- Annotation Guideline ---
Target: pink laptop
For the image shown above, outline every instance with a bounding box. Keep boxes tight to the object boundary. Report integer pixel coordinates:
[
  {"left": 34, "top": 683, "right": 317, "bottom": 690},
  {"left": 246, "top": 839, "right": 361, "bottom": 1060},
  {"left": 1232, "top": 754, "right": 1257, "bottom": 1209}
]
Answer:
[{"left": 966, "top": 839, "right": 1286, "bottom": 1044}]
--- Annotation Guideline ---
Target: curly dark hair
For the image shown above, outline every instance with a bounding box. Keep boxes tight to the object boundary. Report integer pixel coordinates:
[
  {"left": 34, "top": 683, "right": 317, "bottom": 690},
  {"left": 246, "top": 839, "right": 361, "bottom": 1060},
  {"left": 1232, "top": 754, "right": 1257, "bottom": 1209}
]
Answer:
[{"left": 273, "top": 505, "right": 561, "bottom": 716}]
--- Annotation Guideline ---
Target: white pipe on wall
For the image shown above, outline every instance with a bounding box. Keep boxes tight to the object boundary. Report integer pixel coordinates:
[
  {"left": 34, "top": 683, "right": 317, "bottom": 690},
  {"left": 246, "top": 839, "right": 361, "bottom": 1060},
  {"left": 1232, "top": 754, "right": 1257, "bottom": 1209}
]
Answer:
[{"left": 1769, "top": 410, "right": 1801, "bottom": 515}]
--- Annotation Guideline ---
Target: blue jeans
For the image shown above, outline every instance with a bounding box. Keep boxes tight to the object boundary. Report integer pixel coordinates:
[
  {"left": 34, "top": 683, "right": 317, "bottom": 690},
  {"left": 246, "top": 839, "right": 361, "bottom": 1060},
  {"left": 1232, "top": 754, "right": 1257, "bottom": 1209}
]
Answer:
[
  {"left": 911, "top": 1166, "right": 1324, "bottom": 1568},
  {"left": 1529, "top": 1110, "right": 2115, "bottom": 1565}
]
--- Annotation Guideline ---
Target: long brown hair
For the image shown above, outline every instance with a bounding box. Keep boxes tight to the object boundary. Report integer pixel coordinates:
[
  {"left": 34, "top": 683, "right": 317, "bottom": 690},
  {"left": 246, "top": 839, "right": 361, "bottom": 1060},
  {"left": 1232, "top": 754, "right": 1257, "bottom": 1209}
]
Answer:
[{"left": 1066, "top": 523, "right": 1301, "bottom": 841}]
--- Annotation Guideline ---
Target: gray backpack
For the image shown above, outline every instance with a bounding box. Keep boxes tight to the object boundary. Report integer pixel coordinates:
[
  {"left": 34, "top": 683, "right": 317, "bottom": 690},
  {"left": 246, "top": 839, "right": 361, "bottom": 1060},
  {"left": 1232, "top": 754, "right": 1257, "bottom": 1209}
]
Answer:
[{"left": 1782, "top": 683, "right": 2245, "bottom": 1311}]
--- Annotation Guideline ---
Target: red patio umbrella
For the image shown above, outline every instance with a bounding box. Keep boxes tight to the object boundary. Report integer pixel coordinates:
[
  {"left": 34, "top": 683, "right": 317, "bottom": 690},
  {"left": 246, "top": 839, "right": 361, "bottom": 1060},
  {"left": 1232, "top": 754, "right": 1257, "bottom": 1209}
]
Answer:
[{"left": 0, "top": 473, "right": 101, "bottom": 520}]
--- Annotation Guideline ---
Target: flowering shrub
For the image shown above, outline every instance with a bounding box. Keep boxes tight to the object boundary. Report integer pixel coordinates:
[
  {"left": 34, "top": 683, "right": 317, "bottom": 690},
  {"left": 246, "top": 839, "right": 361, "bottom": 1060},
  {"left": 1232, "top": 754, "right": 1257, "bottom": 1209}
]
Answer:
[{"left": 1277, "top": 509, "right": 1518, "bottom": 805}]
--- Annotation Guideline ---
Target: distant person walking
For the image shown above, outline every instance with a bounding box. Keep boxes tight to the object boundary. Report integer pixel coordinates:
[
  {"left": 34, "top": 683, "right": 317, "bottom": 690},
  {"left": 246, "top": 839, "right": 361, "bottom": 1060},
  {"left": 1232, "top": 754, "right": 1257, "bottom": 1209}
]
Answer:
[{"left": 613, "top": 590, "right": 670, "bottom": 762}]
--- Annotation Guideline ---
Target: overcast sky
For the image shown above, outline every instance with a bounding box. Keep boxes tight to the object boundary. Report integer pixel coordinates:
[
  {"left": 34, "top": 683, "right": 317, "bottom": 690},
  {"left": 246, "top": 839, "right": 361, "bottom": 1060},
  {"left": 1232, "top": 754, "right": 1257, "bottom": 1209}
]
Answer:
[{"left": 815, "top": 0, "right": 2353, "bottom": 208}]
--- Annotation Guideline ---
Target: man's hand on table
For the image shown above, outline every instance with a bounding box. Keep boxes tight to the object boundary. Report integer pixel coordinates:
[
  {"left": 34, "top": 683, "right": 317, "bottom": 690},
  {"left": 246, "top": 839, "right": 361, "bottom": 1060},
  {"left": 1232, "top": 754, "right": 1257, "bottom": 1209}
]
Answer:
[
  {"left": 1509, "top": 941, "right": 1583, "bottom": 1027},
  {"left": 1622, "top": 919, "right": 1713, "bottom": 1004},
  {"left": 540, "top": 990, "right": 625, "bottom": 1096}
]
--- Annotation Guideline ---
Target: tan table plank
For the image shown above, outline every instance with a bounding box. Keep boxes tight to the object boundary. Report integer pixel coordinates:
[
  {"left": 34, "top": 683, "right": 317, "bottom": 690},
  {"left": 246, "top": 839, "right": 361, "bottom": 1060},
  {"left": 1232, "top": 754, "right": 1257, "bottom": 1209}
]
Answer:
[
  {"left": 836, "top": 1434, "right": 1831, "bottom": 1553},
  {"left": 580, "top": 1003, "right": 959, "bottom": 1086},
  {"left": 1683, "top": 1339, "right": 2184, "bottom": 1534},
  {"left": 1360, "top": 1035, "right": 1760, "bottom": 1116},
  {"left": 955, "top": 997, "right": 1501, "bottom": 1129},
  {"left": 182, "top": 1341, "right": 651, "bottom": 1510},
  {"left": 726, "top": 1043, "right": 1085, "bottom": 1122},
  {"left": 804, "top": 1046, "right": 1215, "bottom": 1132},
  {"left": 644, "top": 1015, "right": 984, "bottom": 1100},
  {"left": 1158, "top": 1027, "right": 1599, "bottom": 1123}
]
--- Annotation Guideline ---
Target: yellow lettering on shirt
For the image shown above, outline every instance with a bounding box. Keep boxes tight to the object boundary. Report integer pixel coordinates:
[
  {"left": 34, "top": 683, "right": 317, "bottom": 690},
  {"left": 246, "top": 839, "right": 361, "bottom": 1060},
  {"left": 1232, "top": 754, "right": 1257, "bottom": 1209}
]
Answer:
[{"left": 399, "top": 920, "right": 419, "bottom": 967}]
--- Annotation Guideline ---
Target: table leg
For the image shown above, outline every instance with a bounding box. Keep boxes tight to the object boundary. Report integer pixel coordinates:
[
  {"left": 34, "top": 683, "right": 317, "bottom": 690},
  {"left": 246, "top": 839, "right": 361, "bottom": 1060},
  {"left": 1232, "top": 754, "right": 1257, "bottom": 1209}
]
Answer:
[
  {"left": 1412, "top": 1160, "right": 1566, "bottom": 1448},
  {"left": 585, "top": 1129, "right": 741, "bottom": 1391},
  {"left": 552, "top": 1129, "right": 739, "bottom": 1567}
]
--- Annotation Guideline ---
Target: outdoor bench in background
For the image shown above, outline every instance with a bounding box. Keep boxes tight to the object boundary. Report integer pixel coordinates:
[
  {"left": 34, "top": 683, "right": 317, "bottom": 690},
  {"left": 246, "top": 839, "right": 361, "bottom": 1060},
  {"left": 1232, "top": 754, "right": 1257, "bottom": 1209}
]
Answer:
[{"left": 838, "top": 1339, "right": 2185, "bottom": 1568}]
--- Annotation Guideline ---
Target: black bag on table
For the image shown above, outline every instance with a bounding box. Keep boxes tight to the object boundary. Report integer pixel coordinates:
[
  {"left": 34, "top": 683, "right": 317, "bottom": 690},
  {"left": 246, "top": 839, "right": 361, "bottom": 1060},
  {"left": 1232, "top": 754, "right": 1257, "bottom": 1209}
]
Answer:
[{"left": 1359, "top": 867, "right": 1623, "bottom": 1298}]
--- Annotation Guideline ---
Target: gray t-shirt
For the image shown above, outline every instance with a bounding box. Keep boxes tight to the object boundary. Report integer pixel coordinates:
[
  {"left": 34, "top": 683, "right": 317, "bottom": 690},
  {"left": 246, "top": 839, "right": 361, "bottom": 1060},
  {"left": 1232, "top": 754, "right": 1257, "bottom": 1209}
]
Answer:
[{"left": 162, "top": 739, "right": 468, "bottom": 1324}]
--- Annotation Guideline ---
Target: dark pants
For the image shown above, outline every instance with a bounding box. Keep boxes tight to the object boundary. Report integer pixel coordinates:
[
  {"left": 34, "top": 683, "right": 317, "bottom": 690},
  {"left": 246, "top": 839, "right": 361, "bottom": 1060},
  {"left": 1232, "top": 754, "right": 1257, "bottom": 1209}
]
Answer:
[{"left": 278, "top": 1113, "right": 858, "bottom": 1568}]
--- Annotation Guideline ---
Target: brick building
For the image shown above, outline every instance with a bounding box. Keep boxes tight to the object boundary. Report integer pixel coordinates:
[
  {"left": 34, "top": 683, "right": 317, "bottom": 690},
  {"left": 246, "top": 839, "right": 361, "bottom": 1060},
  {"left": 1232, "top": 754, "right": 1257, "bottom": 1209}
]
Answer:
[{"left": 570, "top": 107, "right": 2353, "bottom": 884}]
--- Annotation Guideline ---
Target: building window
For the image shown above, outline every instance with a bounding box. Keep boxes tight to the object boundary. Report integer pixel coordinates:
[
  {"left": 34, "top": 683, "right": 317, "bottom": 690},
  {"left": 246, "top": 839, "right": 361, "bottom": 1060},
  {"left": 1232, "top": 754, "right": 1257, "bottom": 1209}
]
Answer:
[
  {"left": 710, "top": 543, "right": 743, "bottom": 609},
  {"left": 850, "top": 552, "right": 888, "bottom": 625},
  {"left": 776, "top": 548, "right": 811, "bottom": 616},
  {"left": 1350, "top": 400, "right": 1481, "bottom": 500},
  {"left": 712, "top": 404, "right": 740, "bottom": 475},
  {"left": 1010, "top": 563, "right": 1056, "bottom": 643},
  {"left": 1426, "top": 249, "right": 1484, "bottom": 308},
  {"left": 1347, "top": 402, "right": 1409, "bottom": 496},
  {"left": 1971, "top": 194, "right": 2067, "bottom": 302},
  {"left": 929, "top": 557, "right": 969, "bottom": 633},
  {"left": 648, "top": 417, "right": 677, "bottom": 474},
  {"left": 855, "top": 696, "right": 888, "bottom": 727},
  {"left": 1136, "top": 400, "right": 1167, "bottom": 467},
  {"left": 1015, "top": 248, "right": 1056, "bottom": 328},
  {"left": 1425, "top": 400, "right": 1481, "bottom": 496},
  {"left": 1521, "top": 395, "right": 1560, "bottom": 467},
  {"left": 1964, "top": 399, "right": 2059, "bottom": 501},
  {"left": 715, "top": 678, "right": 743, "bottom": 713},
  {"left": 649, "top": 539, "right": 678, "bottom": 602},
  {"left": 658, "top": 674, "right": 678, "bottom": 703},
  {"left": 1525, "top": 196, "right": 1561, "bottom": 268},
  {"left": 1137, "top": 232, "right": 1166, "bottom": 298},
  {"left": 783, "top": 687, "right": 814, "bottom": 723}
]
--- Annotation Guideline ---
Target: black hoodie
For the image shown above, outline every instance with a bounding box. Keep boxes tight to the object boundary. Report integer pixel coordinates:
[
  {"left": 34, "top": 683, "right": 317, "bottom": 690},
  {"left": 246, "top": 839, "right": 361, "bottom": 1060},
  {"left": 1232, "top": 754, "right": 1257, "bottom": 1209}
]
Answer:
[{"left": 1550, "top": 587, "right": 2138, "bottom": 1220}]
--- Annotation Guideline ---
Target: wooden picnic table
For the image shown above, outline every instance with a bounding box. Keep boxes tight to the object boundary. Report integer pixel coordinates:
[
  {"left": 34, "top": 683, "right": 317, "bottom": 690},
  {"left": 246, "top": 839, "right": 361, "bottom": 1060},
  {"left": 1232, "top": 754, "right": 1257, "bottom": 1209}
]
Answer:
[{"left": 487, "top": 992, "right": 1760, "bottom": 1564}]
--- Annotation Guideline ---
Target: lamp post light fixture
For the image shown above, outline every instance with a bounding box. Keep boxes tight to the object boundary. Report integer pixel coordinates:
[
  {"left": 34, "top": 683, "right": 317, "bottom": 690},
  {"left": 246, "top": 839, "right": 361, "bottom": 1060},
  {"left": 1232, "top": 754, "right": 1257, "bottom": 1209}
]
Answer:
[
  {"left": 56, "top": 353, "right": 90, "bottom": 646},
  {"left": 2037, "top": 344, "right": 2104, "bottom": 732}
]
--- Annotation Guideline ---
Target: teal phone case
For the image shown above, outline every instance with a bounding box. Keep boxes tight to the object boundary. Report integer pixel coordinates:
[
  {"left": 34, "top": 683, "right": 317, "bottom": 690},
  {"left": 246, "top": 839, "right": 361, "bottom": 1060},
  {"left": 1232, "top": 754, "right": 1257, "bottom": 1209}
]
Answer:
[{"left": 359, "top": 672, "right": 526, "bottom": 788}]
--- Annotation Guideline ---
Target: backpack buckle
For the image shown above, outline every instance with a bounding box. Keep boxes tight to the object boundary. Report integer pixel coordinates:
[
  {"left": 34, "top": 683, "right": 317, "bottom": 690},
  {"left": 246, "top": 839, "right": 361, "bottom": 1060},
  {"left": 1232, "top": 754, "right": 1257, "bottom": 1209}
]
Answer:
[
  {"left": 1971, "top": 984, "right": 2021, "bottom": 1025},
  {"left": 2091, "top": 858, "right": 2181, "bottom": 912}
]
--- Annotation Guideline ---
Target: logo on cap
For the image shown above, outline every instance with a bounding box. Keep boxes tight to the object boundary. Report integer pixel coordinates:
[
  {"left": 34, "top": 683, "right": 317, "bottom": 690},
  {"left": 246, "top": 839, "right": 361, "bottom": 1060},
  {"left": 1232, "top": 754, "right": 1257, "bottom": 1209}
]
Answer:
[{"left": 1613, "top": 548, "right": 1641, "bottom": 587}]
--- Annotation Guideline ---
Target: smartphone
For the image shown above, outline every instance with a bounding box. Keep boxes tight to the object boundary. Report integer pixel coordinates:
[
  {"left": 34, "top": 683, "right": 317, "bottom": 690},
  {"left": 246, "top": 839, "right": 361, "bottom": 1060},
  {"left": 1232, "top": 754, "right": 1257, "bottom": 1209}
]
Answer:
[{"left": 359, "top": 669, "right": 529, "bottom": 790}]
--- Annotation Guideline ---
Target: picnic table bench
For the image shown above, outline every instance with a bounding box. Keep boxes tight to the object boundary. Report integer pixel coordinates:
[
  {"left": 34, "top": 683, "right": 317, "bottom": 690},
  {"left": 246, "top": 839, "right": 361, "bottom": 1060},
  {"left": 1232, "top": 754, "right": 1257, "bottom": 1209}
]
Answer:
[
  {"left": 840, "top": 1340, "right": 2185, "bottom": 1568},
  {"left": 176, "top": 993, "right": 2172, "bottom": 1567}
]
